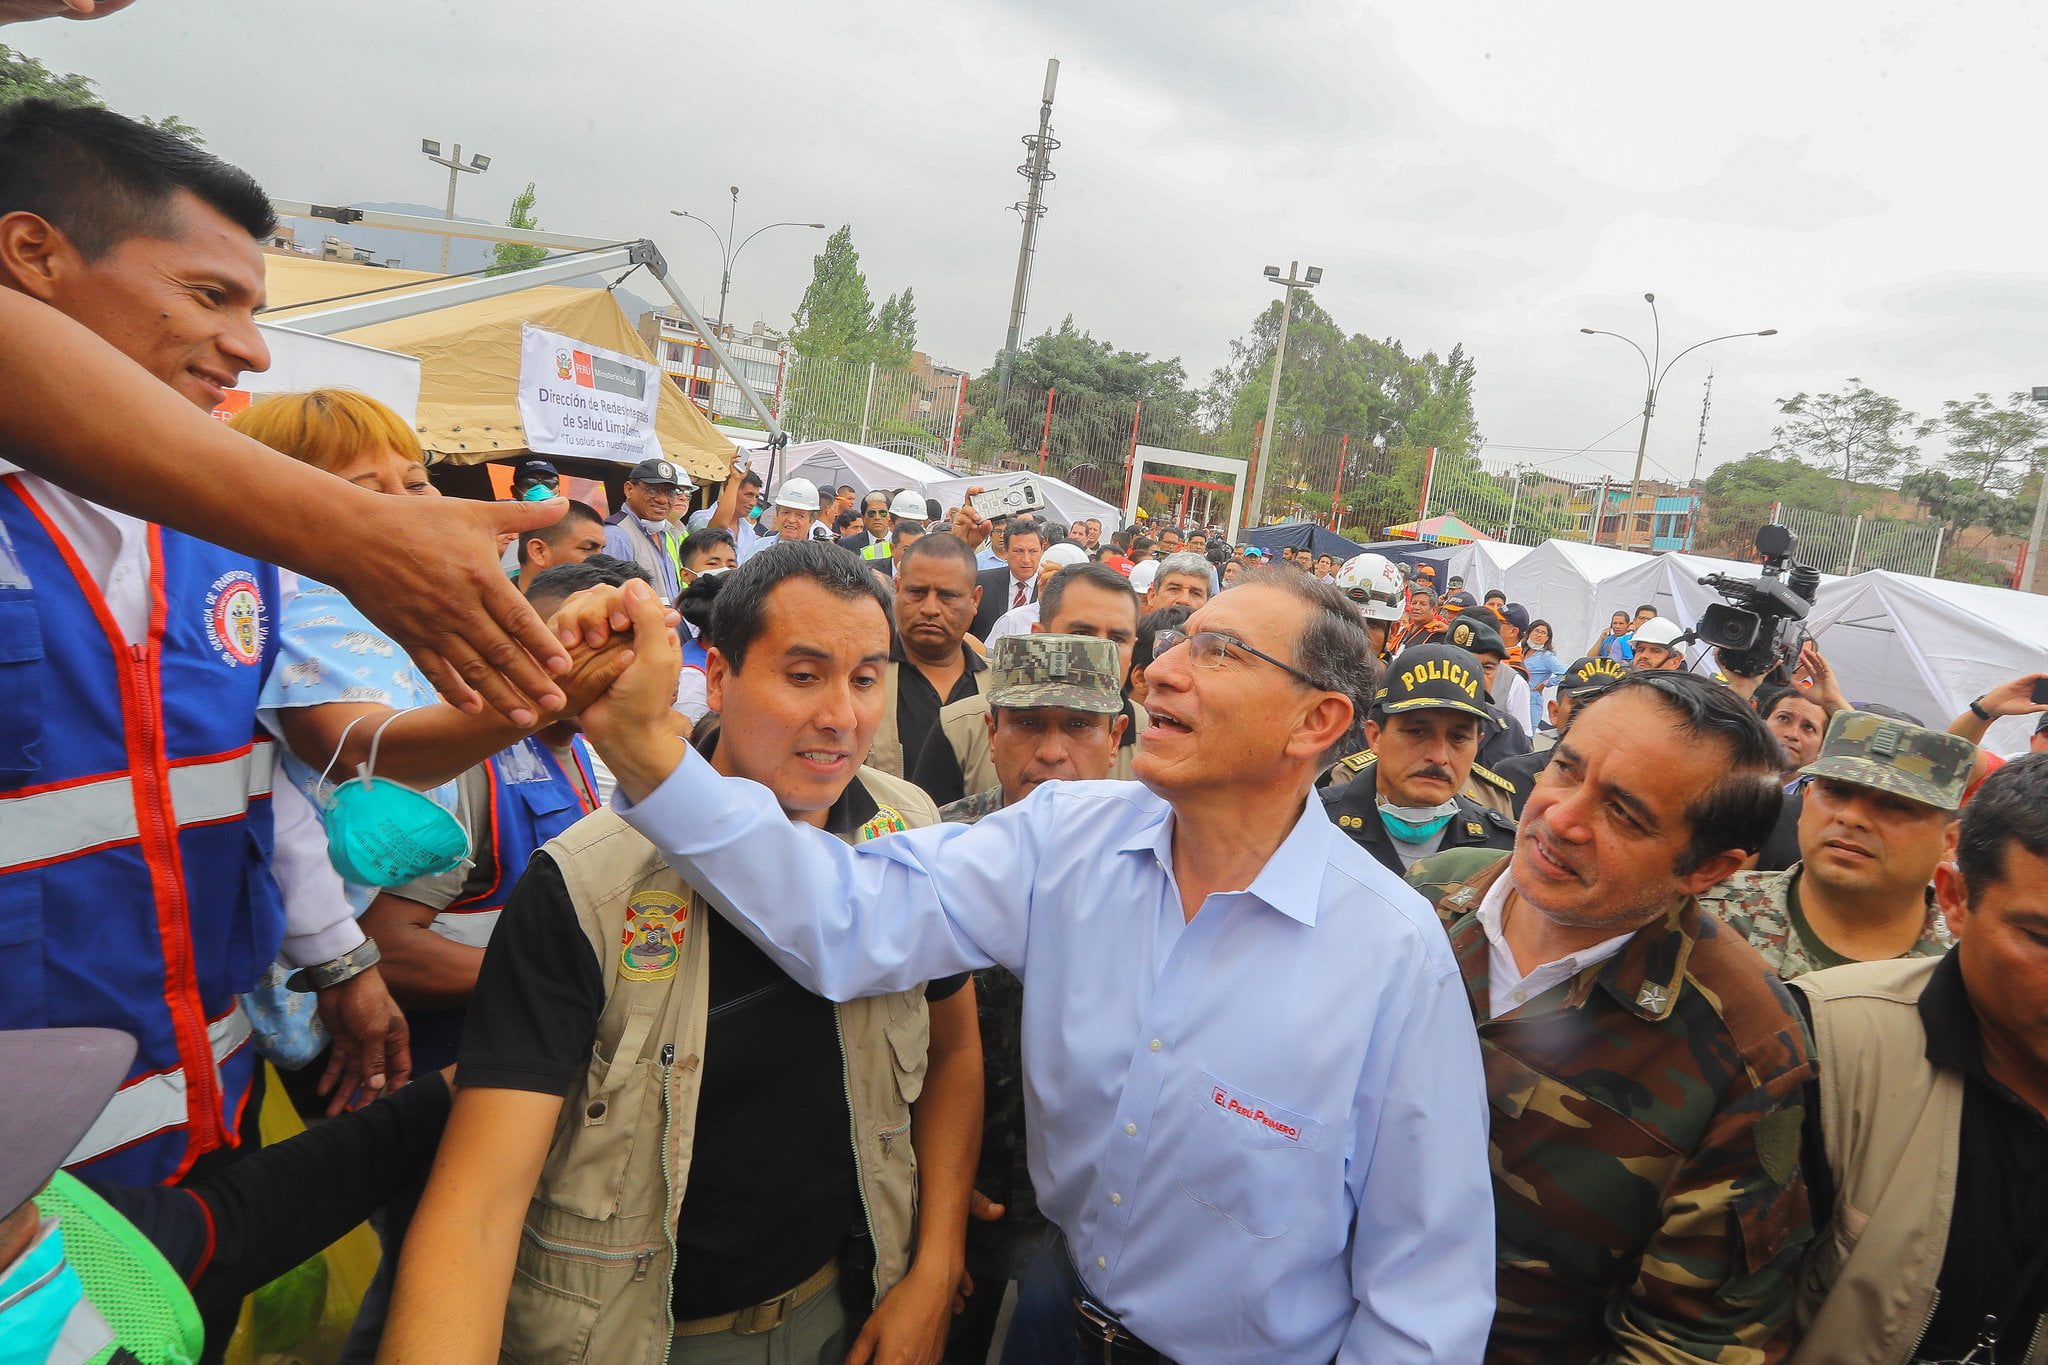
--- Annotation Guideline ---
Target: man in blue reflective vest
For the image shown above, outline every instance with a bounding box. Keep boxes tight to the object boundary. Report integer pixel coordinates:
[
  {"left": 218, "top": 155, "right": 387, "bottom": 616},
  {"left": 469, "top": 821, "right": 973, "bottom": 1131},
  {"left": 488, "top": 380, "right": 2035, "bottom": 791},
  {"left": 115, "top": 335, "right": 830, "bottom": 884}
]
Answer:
[{"left": 0, "top": 103, "right": 405, "bottom": 1200}]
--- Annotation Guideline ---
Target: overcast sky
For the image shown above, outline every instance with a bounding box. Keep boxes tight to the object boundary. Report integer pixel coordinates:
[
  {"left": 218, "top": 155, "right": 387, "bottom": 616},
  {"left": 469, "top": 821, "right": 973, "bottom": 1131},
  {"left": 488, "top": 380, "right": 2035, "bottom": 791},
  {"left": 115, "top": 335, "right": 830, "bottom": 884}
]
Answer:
[{"left": 22, "top": 0, "right": 2048, "bottom": 484}]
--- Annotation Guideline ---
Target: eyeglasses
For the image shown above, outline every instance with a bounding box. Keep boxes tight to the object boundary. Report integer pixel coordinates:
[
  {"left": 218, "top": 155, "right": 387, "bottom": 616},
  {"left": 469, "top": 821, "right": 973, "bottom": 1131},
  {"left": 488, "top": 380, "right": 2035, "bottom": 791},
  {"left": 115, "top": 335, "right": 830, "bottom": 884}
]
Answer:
[{"left": 1151, "top": 628, "right": 1328, "bottom": 691}]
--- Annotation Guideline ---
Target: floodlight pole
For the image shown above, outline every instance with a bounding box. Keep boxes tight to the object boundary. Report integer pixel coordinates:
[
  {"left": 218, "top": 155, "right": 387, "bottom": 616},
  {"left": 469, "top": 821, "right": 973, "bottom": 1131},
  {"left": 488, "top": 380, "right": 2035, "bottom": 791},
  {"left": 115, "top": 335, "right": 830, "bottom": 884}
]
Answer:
[
  {"left": 1248, "top": 261, "right": 1319, "bottom": 529},
  {"left": 421, "top": 140, "right": 488, "bottom": 274}
]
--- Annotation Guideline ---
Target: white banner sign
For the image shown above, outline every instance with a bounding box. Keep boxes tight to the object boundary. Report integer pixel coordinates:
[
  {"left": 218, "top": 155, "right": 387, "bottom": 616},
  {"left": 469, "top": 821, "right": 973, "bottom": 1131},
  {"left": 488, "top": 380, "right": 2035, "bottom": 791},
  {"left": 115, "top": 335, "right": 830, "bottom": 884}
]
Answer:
[{"left": 516, "top": 323, "right": 665, "bottom": 464}]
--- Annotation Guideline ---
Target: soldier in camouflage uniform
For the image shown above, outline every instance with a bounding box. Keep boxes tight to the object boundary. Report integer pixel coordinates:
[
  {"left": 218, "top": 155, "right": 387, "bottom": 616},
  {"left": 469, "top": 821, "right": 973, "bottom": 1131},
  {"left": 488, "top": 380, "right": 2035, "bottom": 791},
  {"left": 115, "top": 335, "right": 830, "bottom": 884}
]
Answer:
[
  {"left": 1701, "top": 711, "right": 1973, "bottom": 979},
  {"left": 1420, "top": 671, "right": 1814, "bottom": 1362},
  {"left": 933, "top": 633, "right": 1126, "bottom": 1364}
]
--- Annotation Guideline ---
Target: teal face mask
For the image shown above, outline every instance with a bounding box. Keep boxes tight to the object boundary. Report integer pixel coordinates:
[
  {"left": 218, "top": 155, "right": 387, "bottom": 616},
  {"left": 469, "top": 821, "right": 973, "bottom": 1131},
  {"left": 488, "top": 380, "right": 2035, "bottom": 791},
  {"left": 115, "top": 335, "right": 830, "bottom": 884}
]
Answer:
[
  {"left": 519, "top": 482, "right": 558, "bottom": 501},
  {"left": 0, "top": 1219, "right": 88, "bottom": 1365},
  {"left": 1378, "top": 798, "right": 1459, "bottom": 843},
  {"left": 318, "top": 715, "right": 471, "bottom": 888}
]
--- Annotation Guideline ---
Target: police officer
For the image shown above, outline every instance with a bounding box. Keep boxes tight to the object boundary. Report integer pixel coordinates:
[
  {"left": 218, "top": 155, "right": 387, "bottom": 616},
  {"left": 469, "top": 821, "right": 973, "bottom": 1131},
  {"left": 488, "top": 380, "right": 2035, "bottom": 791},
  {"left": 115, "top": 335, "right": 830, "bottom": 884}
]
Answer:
[
  {"left": 1490, "top": 656, "right": 1627, "bottom": 815},
  {"left": 1322, "top": 643, "right": 1517, "bottom": 875}
]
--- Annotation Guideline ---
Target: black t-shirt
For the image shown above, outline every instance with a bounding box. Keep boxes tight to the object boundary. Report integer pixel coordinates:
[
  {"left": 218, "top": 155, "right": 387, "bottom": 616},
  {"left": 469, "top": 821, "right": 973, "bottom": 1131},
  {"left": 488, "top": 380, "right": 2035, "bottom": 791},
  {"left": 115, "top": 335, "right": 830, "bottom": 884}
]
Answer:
[
  {"left": 893, "top": 639, "right": 985, "bottom": 786},
  {"left": 458, "top": 774, "right": 964, "bottom": 1319}
]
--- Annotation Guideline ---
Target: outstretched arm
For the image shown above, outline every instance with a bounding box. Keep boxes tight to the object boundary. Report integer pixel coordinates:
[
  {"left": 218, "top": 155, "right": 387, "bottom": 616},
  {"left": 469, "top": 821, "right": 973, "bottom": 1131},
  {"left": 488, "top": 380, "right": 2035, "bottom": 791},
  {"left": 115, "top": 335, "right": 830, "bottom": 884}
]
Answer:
[{"left": 0, "top": 291, "right": 571, "bottom": 725}]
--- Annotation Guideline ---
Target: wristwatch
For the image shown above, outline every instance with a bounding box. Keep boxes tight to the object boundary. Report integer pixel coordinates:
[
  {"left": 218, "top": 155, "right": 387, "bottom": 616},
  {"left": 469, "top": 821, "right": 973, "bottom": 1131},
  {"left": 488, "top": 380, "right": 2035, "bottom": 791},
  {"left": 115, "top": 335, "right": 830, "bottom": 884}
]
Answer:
[
  {"left": 1969, "top": 696, "right": 1994, "bottom": 722},
  {"left": 285, "top": 939, "right": 382, "bottom": 994}
]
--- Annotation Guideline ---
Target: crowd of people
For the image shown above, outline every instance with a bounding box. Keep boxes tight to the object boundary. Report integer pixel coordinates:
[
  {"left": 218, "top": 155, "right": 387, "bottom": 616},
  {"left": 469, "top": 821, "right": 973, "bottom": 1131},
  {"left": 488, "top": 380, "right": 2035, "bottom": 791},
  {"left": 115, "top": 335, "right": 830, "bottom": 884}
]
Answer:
[{"left": 6, "top": 74, "right": 2048, "bottom": 1365}]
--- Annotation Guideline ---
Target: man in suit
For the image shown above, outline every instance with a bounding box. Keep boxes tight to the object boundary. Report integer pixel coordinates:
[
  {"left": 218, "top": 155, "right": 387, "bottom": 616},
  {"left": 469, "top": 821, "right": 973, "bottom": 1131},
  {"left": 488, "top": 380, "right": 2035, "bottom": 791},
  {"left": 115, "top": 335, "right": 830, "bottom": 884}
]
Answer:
[{"left": 970, "top": 515, "right": 1045, "bottom": 640}]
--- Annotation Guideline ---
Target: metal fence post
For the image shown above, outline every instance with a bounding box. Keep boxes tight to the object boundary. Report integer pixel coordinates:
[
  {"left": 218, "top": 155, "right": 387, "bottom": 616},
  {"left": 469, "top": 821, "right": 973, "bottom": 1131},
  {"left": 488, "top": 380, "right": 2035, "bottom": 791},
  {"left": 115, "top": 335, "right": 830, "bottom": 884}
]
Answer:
[
  {"left": 1122, "top": 401, "right": 1143, "bottom": 509},
  {"left": 1036, "top": 387, "right": 1056, "bottom": 471},
  {"left": 1331, "top": 433, "right": 1350, "bottom": 531},
  {"left": 858, "top": 362, "right": 876, "bottom": 444},
  {"left": 1845, "top": 514, "right": 1864, "bottom": 575},
  {"left": 947, "top": 372, "right": 965, "bottom": 459},
  {"left": 1417, "top": 447, "right": 1438, "bottom": 522},
  {"left": 1929, "top": 524, "right": 1945, "bottom": 579},
  {"left": 1505, "top": 472, "right": 1522, "bottom": 544}
]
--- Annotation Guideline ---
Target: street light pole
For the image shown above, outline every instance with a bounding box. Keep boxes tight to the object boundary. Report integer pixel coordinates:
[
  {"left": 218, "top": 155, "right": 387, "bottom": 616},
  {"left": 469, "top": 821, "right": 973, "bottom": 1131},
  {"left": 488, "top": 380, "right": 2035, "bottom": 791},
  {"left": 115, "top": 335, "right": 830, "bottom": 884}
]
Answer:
[
  {"left": 668, "top": 198, "right": 825, "bottom": 416},
  {"left": 2024, "top": 387, "right": 2048, "bottom": 593},
  {"left": 1581, "top": 294, "right": 1775, "bottom": 549},
  {"left": 1249, "top": 261, "right": 1321, "bottom": 528},
  {"left": 419, "top": 139, "right": 489, "bottom": 274}
]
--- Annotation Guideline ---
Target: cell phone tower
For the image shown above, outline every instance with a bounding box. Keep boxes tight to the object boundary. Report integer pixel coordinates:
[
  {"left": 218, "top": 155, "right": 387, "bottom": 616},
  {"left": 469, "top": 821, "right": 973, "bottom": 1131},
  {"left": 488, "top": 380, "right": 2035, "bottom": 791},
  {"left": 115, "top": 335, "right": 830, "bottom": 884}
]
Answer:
[
  {"left": 1684, "top": 369, "right": 1714, "bottom": 550},
  {"left": 995, "top": 59, "right": 1060, "bottom": 405}
]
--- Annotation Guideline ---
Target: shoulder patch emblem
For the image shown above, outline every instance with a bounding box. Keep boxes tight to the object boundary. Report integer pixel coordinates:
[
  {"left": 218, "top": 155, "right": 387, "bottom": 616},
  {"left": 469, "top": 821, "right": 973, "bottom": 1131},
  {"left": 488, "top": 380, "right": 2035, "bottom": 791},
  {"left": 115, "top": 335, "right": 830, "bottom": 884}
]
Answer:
[
  {"left": 1447, "top": 887, "right": 1478, "bottom": 908},
  {"left": 1636, "top": 983, "right": 1669, "bottom": 1014},
  {"left": 1340, "top": 750, "right": 1377, "bottom": 773},
  {"left": 1471, "top": 763, "right": 1514, "bottom": 792},
  {"left": 1465, "top": 822, "right": 1484, "bottom": 838},
  {"left": 858, "top": 804, "right": 909, "bottom": 843},
  {"left": 619, "top": 890, "right": 687, "bottom": 982}
]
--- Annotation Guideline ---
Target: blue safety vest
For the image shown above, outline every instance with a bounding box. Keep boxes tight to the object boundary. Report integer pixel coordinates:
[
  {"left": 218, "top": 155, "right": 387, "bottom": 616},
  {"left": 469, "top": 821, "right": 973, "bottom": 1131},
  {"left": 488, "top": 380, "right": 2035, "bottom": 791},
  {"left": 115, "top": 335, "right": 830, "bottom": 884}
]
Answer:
[
  {"left": 435, "top": 735, "right": 598, "bottom": 928},
  {"left": 0, "top": 477, "right": 281, "bottom": 1186}
]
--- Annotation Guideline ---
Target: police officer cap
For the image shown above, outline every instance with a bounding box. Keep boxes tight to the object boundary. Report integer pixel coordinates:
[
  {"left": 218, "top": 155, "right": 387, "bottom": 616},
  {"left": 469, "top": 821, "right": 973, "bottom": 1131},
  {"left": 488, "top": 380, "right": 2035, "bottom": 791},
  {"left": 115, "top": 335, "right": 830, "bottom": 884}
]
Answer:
[
  {"left": 1373, "top": 644, "right": 1498, "bottom": 726},
  {"left": 987, "top": 633, "right": 1123, "bottom": 715},
  {"left": 1444, "top": 612, "right": 1505, "bottom": 658},
  {"left": 1557, "top": 655, "right": 1627, "bottom": 698},
  {"left": 627, "top": 457, "right": 683, "bottom": 488}
]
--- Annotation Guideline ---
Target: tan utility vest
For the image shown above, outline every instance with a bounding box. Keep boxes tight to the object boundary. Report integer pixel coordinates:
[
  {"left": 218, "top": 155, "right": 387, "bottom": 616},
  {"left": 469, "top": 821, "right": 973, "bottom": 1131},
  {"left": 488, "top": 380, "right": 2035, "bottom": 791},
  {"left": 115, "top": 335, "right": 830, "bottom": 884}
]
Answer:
[
  {"left": 502, "top": 767, "right": 940, "bottom": 1364},
  {"left": 1786, "top": 959, "right": 2043, "bottom": 1364},
  {"left": 867, "top": 658, "right": 990, "bottom": 778}
]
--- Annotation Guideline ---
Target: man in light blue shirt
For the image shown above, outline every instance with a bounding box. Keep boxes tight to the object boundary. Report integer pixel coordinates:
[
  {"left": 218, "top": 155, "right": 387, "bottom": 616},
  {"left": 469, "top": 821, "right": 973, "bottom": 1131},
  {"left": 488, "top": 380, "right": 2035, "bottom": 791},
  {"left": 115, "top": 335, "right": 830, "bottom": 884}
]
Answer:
[{"left": 581, "top": 567, "right": 1495, "bottom": 1363}]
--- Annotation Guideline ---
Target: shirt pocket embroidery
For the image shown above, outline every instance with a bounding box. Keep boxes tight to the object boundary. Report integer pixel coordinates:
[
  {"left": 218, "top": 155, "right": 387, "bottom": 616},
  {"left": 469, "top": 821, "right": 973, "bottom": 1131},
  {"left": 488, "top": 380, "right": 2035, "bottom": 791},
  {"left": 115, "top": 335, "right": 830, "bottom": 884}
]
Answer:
[{"left": 1176, "top": 1072, "right": 1324, "bottom": 1239}]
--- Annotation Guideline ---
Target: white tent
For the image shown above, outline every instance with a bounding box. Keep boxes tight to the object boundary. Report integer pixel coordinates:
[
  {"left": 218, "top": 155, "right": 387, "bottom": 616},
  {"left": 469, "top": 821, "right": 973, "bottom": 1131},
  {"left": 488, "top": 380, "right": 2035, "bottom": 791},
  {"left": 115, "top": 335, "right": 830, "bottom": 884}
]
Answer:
[
  {"left": 1805, "top": 571, "right": 2048, "bottom": 755},
  {"left": 1429, "top": 540, "right": 1535, "bottom": 600},
  {"left": 1501, "top": 541, "right": 1651, "bottom": 656},
  {"left": 744, "top": 439, "right": 957, "bottom": 504},
  {"left": 925, "top": 469, "right": 1125, "bottom": 535}
]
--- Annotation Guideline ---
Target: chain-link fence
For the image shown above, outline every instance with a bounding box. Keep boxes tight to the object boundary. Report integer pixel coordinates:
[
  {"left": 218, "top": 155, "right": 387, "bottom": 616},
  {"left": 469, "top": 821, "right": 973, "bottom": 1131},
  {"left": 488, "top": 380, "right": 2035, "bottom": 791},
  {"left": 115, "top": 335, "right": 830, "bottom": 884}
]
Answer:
[
  {"left": 1774, "top": 505, "right": 1948, "bottom": 577},
  {"left": 773, "top": 353, "right": 966, "bottom": 462}
]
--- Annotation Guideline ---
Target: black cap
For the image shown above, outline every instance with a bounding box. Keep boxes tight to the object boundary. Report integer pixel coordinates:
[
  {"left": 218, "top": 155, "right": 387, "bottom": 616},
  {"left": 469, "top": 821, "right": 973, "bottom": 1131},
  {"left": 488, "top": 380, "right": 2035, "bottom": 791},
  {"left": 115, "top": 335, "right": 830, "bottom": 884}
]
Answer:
[
  {"left": 1499, "top": 602, "right": 1531, "bottom": 633},
  {"left": 1558, "top": 655, "right": 1627, "bottom": 698},
  {"left": 626, "top": 457, "right": 683, "bottom": 488},
  {"left": 1442, "top": 590, "right": 1479, "bottom": 612},
  {"left": 1375, "top": 645, "right": 1498, "bottom": 725},
  {"left": 1445, "top": 613, "right": 1505, "bottom": 658},
  {"left": 516, "top": 459, "right": 559, "bottom": 480}
]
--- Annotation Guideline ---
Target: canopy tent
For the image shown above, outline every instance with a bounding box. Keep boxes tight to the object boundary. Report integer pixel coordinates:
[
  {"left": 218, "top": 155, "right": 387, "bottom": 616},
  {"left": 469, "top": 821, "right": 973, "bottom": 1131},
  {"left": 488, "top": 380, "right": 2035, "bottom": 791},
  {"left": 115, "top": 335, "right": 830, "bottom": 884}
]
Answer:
[
  {"left": 1242, "top": 522, "right": 1373, "bottom": 562},
  {"left": 925, "top": 470, "right": 1125, "bottom": 535},
  {"left": 1805, "top": 571, "right": 2048, "bottom": 756},
  {"left": 1414, "top": 540, "right": 1537, "bottom": 600},
  {"left": 743, "top": 440, "right": 957, "bottom": 507},
  {"left": 1499, "top": 541, "right": 1653, "bottom": 656},
  {"left": 261, "top": 254, "right": 734, "bottom": 480},
  {"left": 1386, "top": 512, "right": 1490, "bottom": 545}
]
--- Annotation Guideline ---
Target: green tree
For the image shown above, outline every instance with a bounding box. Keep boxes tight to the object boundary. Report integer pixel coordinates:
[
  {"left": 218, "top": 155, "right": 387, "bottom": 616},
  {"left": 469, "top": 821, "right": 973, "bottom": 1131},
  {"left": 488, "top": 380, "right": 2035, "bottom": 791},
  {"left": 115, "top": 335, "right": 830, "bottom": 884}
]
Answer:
[
  {"left": 872, "top": 287, "right": 918, "bottom": 368},
  {"left": 957, "top": 316, "right": 1199, "bottom": 495},
  {"left": 1898, "top": 468, "right": 2030, "bottom": 552},
  {"left": 789, "top": 225, "right": 876, "bottom": 362},
  {"left": 1916, "top": 391, "right": 2048, "bottom": 497},
  {"left": 1760, "top": 381, "right": 1917, "bottom": 513},
  {"left": 0, "top": 43, "right": 202, "bottom": 142},
  {"left": 486, "top": 181, "right": 548, "bottom": 276},
  {"left": 1695, "top": 453, "right": 1865, "bottom": 558}
]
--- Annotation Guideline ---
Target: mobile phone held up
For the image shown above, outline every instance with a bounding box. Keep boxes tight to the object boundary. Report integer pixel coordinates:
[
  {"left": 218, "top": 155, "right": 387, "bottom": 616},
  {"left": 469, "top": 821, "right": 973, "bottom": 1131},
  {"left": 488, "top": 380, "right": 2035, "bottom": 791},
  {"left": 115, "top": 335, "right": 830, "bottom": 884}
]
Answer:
[
  {"left": 969, "top": 479, "right": 1047, "bottom": 522},
  {"left": 2032, "top": 676, "right": 2048, "bottom": 706}
]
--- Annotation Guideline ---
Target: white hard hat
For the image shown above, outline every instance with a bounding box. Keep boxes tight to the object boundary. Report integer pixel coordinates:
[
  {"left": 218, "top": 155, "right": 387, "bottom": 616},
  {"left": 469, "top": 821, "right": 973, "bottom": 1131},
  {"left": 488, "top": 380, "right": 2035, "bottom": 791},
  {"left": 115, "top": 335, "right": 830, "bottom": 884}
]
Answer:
[
  {"left": 773, "top": 477, "right": 820, "bottom": 511},
  {"left": 1633, "top": 616, "right": 1686, "bottom": 648},
  {"left": 1041, "top": 542, "right": 1090, "bottom": 571},
  {"left": 888, "top": 489, "right": 928, "bottom": 520},
  {"left": 1335, "top": 553, "right": 1405, "bottom": 621},
  {"left": 1128, "top": 560, "right": 1160, "bottom": 594}
]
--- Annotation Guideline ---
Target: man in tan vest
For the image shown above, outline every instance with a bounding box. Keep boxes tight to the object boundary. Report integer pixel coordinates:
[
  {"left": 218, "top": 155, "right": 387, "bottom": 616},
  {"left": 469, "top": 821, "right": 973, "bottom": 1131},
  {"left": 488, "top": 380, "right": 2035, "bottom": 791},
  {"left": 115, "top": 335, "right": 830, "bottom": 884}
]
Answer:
[
  {"left": 384, "top": 542, "right": 985, "bottom": 1364},
  {"left": 870, "top": 532, "right": 987, "bottom": 787},
  {"left": 1790, "top": 754, "right": 2048, "bottom": 1364}
]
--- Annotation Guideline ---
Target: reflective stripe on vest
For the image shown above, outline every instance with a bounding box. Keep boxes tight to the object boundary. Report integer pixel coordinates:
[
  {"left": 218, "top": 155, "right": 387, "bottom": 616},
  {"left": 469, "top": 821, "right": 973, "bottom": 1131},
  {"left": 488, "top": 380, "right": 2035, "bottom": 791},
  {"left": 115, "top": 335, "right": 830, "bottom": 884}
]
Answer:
[
  {"left": 0, "top": 742, "right": 275, "bottom": 874},
  {"left": 66, "top": 1006, "right": 254, "bottom": 1164},
  {"left": 860, "top": 540, "right": 892, "bottom": 561}
]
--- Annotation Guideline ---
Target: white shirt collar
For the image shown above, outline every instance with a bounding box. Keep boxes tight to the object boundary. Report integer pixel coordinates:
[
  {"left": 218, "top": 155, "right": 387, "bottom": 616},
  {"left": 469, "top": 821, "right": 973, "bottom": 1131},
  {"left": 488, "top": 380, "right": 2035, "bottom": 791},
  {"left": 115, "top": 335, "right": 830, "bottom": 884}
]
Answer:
[{"left": 1474, "top": 867, "right": 1635, "bottom": 1020}]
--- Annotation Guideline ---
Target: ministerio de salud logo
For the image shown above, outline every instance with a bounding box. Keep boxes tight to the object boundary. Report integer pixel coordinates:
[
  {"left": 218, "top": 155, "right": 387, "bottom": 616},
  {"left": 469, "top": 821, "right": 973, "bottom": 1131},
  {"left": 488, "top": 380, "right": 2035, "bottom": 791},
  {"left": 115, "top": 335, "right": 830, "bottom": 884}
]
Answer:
[{"left": 203, "top": 571, "right": 266, "bottom": 667}]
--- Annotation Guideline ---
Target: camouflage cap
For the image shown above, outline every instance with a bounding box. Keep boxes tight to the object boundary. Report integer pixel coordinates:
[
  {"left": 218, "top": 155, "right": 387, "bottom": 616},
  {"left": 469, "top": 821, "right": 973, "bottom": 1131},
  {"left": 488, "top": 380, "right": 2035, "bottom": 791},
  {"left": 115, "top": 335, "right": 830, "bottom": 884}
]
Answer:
[
  {"left": 987, "top": 633, "right": 1124, "bottom": 715},
  {"left": 1374, "top": 644, "right": 1497, "bottom": 726},
  {"left": 1557, "top": 655, "right": 1627, "bottom": 698},
  {"left": 1799, "top": 710, "right": 1977, "bottom": 811}
]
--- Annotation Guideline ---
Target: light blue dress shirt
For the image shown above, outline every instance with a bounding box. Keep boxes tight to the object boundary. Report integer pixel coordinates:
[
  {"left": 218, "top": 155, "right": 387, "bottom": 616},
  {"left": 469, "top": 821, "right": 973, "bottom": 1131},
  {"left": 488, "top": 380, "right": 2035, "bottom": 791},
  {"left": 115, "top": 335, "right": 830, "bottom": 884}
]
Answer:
[
  {"left": 975, "top": 544, "right": 1004, "bottom": 571},
  {"left": 618, "top": 755, "right": 1494, "bottom": 1363}
]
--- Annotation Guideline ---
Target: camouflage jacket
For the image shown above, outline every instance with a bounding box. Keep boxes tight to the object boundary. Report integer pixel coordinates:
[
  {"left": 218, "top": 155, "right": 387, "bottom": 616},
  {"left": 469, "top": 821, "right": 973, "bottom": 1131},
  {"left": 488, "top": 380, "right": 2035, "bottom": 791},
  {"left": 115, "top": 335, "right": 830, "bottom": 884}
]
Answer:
[
  {"left": 1431, "top": 854, "right": 1816, "bottom": 1364},
  {"left": 1698, "top": 864, "right": 1952, "bottom": 981},
  {"left": 936, "top": 785, "right": 1046, "bottom": 1280}
]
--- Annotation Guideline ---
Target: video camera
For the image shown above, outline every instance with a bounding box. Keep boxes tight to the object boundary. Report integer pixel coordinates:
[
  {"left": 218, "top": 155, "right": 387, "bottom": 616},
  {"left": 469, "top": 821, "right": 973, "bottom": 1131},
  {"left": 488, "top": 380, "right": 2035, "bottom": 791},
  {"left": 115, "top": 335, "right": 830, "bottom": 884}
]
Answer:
[{"left": 1694, "top": 524, "right": 1821, "bottom": 678}]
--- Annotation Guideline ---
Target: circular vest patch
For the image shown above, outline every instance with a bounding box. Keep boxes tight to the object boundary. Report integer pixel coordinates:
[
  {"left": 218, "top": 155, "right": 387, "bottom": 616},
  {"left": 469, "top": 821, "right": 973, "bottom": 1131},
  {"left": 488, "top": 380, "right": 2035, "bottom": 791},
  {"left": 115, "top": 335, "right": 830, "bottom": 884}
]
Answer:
[{"left": 204, "top": 571, "right": 267, "bottom": 667}]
